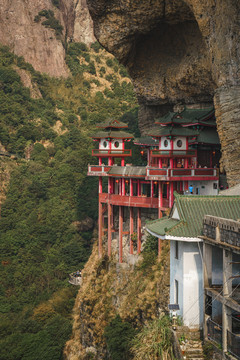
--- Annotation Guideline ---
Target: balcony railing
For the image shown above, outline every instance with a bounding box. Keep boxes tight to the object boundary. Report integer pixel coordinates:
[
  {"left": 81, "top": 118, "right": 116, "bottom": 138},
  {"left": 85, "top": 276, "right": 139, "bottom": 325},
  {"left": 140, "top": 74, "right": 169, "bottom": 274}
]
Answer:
[
  {"left": 207, "top": 319, "right": 222, "bottom": 346},
  {"left": 150, "top": 149, "right": 197, "bottom": 158},
  {"left": 99, "top": 193, "right": 169, "bottom": 209},
  {"left": 92, "top": 149, "right": 132, "bottom": 157},
  {"left": 146, "top": 167, "right": 218, "bottom": 179},
  {"left": 88, "top": 165, "right": 112, "bottom": 176},
  {"left": 227, "top": 330, "right": 240, "bottom": 359}
]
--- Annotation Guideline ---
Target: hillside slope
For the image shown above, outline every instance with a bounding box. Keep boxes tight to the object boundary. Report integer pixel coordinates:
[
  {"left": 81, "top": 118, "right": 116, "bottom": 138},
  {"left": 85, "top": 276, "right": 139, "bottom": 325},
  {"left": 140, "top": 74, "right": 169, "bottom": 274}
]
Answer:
[{"left": 0, "top": 44, "right": 137, "bottom": 360}]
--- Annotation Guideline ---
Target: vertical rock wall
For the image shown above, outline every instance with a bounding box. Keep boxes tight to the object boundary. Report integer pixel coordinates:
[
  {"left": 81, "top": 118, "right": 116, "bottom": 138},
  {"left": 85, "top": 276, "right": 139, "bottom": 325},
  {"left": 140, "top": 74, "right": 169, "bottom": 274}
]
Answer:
[
  {"left": 0, "top": 0, "right": 95, "bottom": 77},
  {"left": 86, "top": 0, "right": 240, "bottom": 186}
]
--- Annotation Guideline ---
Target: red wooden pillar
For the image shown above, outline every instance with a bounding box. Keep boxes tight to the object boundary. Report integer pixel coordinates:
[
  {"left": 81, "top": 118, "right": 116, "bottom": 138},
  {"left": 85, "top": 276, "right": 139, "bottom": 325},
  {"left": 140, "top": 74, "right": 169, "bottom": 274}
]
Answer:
[
  {"left": 167, "top": 183, "right": 170, "bottom": 199},
  {"left": 99, "top": 177, "right": 102, "bottom": 194},
  {"left": 151, "top": 181, "right": 154, "bottom": 197},
  {"left": 184, "top": 158, "right": 189, "bottom": 168},
  {"left": 121, "top": 157, "right": 125, "bottom": 166},
  {"left": 137, "top": 180, "right": 141, "bottom": 196},
  {"left": 122, "top": 179, "right": 125, "bottom": 195},
  {"left": 158, "top": 182, "right": 163, "bottom": 218},
  {"left": 98, "top": 202, "right": 103, "bottom": 258},
  {"left": 119, "top": 206, "right": 123, "bottom": 263},
  {"left": 137, "top": 208, "right": 141, "bottom": 254},
  {"left": 130, "top": 179, "right": 133, "bottom": 196},
  {"left": 180, "top": 180, "right": 183, "bottom": 193},
  {"left": 99, "top": 157, "right": 102, "bottom": 165},
  {"left": 159, "top": 158, "right": 162, "bottom": 168},
  {"left": 108, "top": 203, "right": 112, "bottom": 257},
  {"left": 184, "top": 181, "right": 188, "bottom": 191},
  {"left": 130, "top": 207, "right": 134, "bottom": 255},
  {"left": 170, "top": 182, "right": 174, "bottom": 207}
]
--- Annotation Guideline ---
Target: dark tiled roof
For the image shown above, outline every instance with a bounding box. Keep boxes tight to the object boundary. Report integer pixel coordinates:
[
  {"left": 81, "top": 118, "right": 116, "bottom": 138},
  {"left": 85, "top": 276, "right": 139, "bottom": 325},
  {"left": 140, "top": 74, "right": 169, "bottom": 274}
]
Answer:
[
  {"left": 189, "top": 128, "right": 220, "bottom": 145},
  {"left": 134, "top": 136, "right": 158, "bottom": 146},
  {"left": 91, "top": 130, "right": 134, "bottom": 139},
  {"left": 155, "top": 107, "right": 214, "bottom": 125},
  {"left": 96, "top": 119, "right": 128, "bottom": 129},
  {"left": 108, "top": 166, "right": 146, "bottom": 178},
  {"left": 148, "top": 126, "right": 199, "bottom": 137},
  {"left": 147, "top": 193, "right": 240, "bottom": 238}
]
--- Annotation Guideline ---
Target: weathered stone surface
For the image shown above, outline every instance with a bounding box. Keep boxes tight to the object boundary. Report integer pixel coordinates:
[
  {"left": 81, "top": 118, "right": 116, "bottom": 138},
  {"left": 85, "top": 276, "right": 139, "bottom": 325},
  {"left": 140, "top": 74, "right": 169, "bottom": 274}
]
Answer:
[
  {"left": 0, "top": 0, "right": 95, "bottom": 77},
  {"left": 86, "top": 0, "right": 240, "bottom": 186}
]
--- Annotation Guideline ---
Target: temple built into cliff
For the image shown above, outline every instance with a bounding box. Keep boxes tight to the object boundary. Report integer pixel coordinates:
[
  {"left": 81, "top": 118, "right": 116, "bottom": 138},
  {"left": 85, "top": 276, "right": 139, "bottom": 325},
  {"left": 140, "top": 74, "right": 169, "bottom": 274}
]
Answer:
[{"left": 88, "top": 106, "right": 221, "bottom": 261}]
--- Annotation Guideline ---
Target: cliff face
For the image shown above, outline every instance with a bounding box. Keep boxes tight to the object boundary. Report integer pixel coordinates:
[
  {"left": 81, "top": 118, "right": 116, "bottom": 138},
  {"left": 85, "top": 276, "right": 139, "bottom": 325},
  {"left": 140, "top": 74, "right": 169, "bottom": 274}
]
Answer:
[
  {"left": 64, "top": 240, "right": 170, "bottom": 359},
  {"left": 87, "top": 0, "right": 240, "bottom": 186},
  {"left": 0, "top": 0, "right": 95, "bottom": 77}
]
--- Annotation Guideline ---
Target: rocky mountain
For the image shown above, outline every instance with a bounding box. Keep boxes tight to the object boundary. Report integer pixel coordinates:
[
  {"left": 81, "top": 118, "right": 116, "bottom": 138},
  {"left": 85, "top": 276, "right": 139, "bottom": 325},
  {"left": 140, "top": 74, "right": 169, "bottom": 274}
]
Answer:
[
  {"left": 0, "top": 0, "right": 95, "bottom": 77},
  {"left": 86, "top": 0, "right": 240, "bottom": 187}
]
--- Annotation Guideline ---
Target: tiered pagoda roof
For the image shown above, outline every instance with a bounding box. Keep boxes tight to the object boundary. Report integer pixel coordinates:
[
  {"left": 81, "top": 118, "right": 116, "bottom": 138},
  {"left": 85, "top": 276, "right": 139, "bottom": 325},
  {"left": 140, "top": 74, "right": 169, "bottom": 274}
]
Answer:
[
  {"left": 155, "top": 107, "right": 215, "bottom": 126},
  {"left": 91, "top": 119, "right": 134, "bottom": 139}
]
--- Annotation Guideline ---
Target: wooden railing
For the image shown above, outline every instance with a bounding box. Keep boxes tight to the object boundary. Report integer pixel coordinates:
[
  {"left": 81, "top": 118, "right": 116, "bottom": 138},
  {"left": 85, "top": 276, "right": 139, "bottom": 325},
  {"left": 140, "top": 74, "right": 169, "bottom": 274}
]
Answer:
[
  {"left": 88, "top": 165, "right": 112, "bottom": 176},
  {"left": 150, "top": 149, "right": 197, "bottom": 158},
  {"left": 92, "top": 149, "right": 132, "bottom": 157},
  {"left": 99, "top": 193, "right": 169, "bottom": 209}
]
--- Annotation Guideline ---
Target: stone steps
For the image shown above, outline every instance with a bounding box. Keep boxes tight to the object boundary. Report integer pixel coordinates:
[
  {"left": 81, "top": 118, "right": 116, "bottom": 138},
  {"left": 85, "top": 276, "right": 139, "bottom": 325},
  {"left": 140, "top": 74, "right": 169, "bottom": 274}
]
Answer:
[{"left": 177, "top": 328, "right": 204, "bottom": 360}]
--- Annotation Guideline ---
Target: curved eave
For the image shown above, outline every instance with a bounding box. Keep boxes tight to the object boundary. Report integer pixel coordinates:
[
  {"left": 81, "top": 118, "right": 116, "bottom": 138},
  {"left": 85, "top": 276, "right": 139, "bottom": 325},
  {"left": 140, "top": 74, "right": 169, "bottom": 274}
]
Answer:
[
  {"left": 91, "top": 135, "right": 134, "bottom": 139},
  {"left": 146, "top": 229, "right": 202, "bottom": 243}
]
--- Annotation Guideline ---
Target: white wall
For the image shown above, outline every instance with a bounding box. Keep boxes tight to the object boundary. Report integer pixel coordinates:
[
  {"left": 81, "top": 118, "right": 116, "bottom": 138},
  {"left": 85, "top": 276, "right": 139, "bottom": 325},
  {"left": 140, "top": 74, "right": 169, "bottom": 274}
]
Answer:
[
  {"left": 189, "top": 180, "right": 219, "bottom": 195},
  {"left": 183, "top": 242, "right": 203, "bottom": 328},
  {"left": 170, "top": 241, "right": 204, "bottom": 329},
  {"left": 99, "top": 138, "right": 123, "bottom": 150},
  {"left": 160, "top": 136, "right": 171, "bottom": 150},
  {"left": 173, "top": 136, "right": 187, "bottom": 150}
]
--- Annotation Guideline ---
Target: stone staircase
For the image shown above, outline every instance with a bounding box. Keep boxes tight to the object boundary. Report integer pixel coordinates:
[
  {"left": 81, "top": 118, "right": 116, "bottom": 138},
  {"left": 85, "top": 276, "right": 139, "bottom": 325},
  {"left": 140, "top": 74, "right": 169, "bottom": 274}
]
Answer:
[{"left": 177, "top": 327, "right": 205, "bottom": 360}]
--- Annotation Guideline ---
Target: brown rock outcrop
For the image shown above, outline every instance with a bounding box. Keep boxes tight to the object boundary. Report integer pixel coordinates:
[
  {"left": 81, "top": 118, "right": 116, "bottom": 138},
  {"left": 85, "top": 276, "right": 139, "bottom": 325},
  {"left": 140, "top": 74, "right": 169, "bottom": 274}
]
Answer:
[
  {"left": 87, "top": 0, "right": 240, "bottom": 186},
  {"left": 0, "top": 0, "right": 95, "bottom": 77}
]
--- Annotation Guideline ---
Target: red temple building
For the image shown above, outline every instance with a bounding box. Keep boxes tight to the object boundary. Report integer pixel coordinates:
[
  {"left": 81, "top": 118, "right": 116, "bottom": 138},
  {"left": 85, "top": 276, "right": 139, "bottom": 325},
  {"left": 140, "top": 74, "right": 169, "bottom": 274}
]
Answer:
[{"left": 88, "top": 107, "right": 221, "bottom": 263}]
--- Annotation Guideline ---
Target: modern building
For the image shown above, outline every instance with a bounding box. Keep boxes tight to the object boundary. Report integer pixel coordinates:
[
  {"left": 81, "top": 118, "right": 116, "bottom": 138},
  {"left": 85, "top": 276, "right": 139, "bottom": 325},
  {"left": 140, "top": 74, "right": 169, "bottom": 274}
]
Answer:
[
  {"left": 87, "top": 107, "right": 222, "bottom": 263},
  {"left": 202, "top": 215, "right": 240, "bottom": 359},
  {"left": 146, "top": 194, "right": 240, "bottom": 329}
]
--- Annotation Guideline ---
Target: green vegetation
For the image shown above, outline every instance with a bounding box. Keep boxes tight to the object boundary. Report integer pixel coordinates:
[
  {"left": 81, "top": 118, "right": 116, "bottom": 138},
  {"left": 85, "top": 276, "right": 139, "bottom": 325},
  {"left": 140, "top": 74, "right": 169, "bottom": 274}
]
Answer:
[
  {"left": 130, "top": 316, "right": 174, "bottom": 359},
  {"left": 104, "top": 315, "right": 136, "bottom": 360},
  {"left": 0, "top": 43, "right": 138, "bottom": 359},
  {"left": 34, "top": 9, "right": 63, "bottom": 37}
]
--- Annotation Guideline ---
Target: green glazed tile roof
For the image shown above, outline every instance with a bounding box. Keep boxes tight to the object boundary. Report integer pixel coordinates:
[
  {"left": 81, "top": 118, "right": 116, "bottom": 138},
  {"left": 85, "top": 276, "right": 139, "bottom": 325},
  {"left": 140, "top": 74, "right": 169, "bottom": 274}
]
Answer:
[
  {"left": 134, "top": 136, "right": 158, "bottom": 146},
  {"left": 147, "top": 193, "right": 240, "bottom": 239},
  {"left": 148, "top": 126, "right": 199, "bottom": 137},
  {"left": 91, "top": 130, "right": 134, "bottom": 139},
  {"left": 96, "top": 119, "right": 128, "bottom": 129},
  {"left": 189, "top": 128, "right": 220, "bottom": 145},
  {"left": 147, "top": 218, "right": 180, "bottom": 236},
  {"left": 155, "top": 107, "right": 214, "bottom": 125}
]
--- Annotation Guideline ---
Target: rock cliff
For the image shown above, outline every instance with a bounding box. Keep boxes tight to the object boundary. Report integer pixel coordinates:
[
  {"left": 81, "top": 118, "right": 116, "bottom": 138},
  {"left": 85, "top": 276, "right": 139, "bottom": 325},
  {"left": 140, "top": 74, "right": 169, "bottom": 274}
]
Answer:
[
  {"left": 0, "top": 0, "right": 95, "bottom": 77},
  {"left": 87, "top": 0, "right": 240, "bottom": 186},
  {"left": 64, "top": 240, "right": 170, "bottom": 359}
]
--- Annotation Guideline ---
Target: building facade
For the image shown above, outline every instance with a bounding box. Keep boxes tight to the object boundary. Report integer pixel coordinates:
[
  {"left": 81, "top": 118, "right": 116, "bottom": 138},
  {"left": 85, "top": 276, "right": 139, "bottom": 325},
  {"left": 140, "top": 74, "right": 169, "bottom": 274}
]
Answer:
[
  {"left": 202, "top": 215, "right": 240, "bottom": 359},
  {"left": 88, "top": 107, "right": 222, "bottom": 263}
]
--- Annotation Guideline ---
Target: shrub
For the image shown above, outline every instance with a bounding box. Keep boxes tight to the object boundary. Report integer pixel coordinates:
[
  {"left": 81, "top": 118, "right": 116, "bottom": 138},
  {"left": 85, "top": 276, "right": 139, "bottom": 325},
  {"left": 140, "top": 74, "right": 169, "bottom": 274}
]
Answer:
[
  {"left": 90, "top": 41, "right": 102, "bottom": 53},
  {"left": 95, "top": 55, "right": 101, "bottom": 63},
  {"left": 99, "top": 66, "right": 106, "bottom": 74},
  {"left": 104, "top": 315, "right": 136, "bottom": 360},
  {"left": 51, "top": 0, "right": 60, "bottom": 8},
  {"left": 131, "top": 317, "right": 173, "bottom": 359},
  {"left": 119, "top": 65, "right": 129, "bottom": 78},
  {"left": 106, "top": 58, "right": 114, "bottom": 67},
  {"left": 88, "top": 61, "right": 96, "bottom": 75}
]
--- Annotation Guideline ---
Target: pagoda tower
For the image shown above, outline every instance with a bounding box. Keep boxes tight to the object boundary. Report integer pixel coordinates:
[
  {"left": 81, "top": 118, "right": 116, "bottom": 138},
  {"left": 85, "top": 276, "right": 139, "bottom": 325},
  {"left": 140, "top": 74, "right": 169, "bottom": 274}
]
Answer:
[{"left": 88, "top": 119, "right": 133, "bottom": 261}]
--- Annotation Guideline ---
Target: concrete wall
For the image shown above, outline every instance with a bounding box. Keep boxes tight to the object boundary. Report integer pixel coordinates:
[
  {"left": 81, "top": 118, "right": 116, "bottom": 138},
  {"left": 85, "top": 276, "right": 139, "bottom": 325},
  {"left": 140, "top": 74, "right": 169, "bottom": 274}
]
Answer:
[
  {"left": 170, "top": 241, "right": 204, "bottom": 328},
  {"left": 190, "top": 180, "right": 218, "bottom": 195}
]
